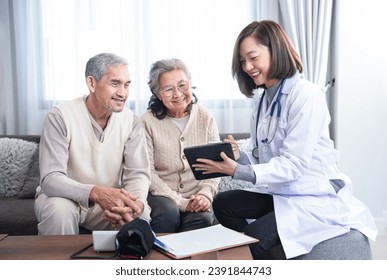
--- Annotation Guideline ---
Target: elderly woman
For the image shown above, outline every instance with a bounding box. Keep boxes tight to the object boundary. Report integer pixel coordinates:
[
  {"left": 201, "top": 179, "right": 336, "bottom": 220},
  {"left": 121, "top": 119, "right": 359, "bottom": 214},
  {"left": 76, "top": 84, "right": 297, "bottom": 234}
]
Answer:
[{"left": 141, "top": 58, "right": 220, "bottom": 233}]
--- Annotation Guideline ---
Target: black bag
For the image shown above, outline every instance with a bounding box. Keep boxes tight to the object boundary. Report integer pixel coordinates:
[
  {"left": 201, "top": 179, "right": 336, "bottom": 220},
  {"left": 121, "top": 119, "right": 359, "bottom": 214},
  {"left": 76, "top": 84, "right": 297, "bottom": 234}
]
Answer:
[{"left": 115, "top": 218, "right": 155, "bottom": 259}]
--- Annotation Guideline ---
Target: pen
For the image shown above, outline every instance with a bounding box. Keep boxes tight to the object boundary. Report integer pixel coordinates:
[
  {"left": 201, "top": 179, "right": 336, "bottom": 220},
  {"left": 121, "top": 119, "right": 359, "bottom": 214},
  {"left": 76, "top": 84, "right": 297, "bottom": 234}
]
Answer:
[{"left": 154, "top": 238, "right": 174, "bottom": 252}]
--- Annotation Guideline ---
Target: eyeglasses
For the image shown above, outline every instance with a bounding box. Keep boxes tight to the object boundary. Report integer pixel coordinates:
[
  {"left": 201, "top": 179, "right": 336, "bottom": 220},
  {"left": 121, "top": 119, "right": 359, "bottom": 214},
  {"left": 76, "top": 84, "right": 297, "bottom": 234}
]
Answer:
[{"left": 159, "top": 81, "right": 190, "bottom": 97}]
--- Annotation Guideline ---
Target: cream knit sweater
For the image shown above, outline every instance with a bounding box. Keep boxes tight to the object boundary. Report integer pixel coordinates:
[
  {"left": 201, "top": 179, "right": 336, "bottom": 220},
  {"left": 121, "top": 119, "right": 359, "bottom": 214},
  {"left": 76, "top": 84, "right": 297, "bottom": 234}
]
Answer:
[{"left": 141, "top": 104, "right": 220, "bottom": 211}]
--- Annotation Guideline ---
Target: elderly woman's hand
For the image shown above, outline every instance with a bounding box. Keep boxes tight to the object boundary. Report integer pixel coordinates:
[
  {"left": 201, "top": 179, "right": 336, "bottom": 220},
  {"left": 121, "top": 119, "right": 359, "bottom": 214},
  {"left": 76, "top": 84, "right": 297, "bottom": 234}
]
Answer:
[{"left": 186, "top": 194, "right": 211, "bottom": 213}]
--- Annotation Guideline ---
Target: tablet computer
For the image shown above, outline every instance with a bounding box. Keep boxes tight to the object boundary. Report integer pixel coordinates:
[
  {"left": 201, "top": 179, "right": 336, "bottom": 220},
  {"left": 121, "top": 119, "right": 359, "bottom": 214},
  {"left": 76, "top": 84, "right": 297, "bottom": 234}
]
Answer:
[{"left": 183, "top": 142, "right": 235, "bottom": 180}]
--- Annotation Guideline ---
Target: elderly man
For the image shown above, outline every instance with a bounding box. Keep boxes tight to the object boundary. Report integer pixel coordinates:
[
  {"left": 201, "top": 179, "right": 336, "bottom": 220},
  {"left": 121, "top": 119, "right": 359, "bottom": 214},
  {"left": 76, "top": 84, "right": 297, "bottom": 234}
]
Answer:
[{"left": 35, "top": 53, "right": 151, "bottom": 235}]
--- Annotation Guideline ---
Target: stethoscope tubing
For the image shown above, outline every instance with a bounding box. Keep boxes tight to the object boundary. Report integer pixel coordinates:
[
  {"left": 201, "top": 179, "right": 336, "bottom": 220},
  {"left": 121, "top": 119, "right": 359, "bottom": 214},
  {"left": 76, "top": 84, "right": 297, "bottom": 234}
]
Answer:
[{"left": 254, "top": 78, "right": 286, "bottom": 148}]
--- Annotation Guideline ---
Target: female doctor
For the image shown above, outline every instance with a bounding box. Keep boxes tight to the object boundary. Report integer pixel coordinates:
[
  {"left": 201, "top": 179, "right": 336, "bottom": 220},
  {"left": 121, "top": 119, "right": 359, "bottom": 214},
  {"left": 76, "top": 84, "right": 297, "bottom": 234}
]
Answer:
[{"left": 192, "top": 20, "right": 377, "bottom": 259}]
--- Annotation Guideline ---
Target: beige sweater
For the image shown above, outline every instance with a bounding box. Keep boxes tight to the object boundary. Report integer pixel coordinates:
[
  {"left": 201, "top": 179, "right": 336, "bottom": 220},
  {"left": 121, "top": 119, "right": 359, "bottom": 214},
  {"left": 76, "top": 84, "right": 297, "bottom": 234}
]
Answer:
[{"left": 141, "top": 104, "right": 220, "bottom": 211}]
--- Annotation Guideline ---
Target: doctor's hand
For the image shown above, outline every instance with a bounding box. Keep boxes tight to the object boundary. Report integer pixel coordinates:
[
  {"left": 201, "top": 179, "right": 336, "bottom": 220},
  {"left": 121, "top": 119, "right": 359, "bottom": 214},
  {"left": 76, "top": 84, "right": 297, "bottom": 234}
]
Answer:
[
  {"left": 223, "top": 134, "right": 240, "bottom": 160},
  {"left": 192, "top": 151, "right": 238, "bottom": 177}
]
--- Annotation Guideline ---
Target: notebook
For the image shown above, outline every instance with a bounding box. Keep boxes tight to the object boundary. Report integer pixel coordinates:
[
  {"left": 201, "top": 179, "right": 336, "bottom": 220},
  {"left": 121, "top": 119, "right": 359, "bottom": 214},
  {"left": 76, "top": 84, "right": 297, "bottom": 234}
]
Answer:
[
  {"left": 183, "top": 142, "right": 235, "bottom": 180},
  {"left": 153, "top": 224, "right": 258, "bottom": 259}
]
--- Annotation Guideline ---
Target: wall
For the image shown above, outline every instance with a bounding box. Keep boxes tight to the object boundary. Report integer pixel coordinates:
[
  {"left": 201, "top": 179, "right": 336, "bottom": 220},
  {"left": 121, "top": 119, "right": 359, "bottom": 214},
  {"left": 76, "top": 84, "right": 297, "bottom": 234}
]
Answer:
[{"left": 332, "top": 0, "right": 387, "bottom": 234}]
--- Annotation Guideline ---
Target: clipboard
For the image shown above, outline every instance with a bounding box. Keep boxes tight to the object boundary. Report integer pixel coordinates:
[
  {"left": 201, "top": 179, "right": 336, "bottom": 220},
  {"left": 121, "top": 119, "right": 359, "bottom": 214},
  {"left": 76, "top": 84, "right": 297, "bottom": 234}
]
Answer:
[
  {"left": 153, "top": 224, "right": 258, "bottom": 259},
  {"left": 183, "top": 142, "right": 235, "bottom": 180}
]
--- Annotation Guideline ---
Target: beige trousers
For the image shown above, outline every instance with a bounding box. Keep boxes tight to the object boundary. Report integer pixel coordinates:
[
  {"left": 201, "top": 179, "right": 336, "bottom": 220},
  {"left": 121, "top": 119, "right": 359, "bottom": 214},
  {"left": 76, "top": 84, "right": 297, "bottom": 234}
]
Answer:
[{"left": 34, "top": 192, "right": 115, "bottom": 235}]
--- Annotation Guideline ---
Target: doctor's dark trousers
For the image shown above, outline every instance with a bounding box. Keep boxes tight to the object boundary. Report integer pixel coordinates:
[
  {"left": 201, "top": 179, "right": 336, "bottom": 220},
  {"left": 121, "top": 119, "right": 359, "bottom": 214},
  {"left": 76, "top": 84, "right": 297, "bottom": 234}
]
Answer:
[{"left": 212, "top": 190, "right": 280, "bottom": 259}]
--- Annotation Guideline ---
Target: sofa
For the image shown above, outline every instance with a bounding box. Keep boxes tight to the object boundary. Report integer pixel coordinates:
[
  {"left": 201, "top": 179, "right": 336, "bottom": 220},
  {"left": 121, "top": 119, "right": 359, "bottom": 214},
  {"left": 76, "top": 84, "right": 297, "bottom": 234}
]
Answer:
[
  {"left": 0, "top": 133, "right": 250, "bottom": 236},
  {"left": 0, "top": 135, "right": 40, "bottom": 235}
]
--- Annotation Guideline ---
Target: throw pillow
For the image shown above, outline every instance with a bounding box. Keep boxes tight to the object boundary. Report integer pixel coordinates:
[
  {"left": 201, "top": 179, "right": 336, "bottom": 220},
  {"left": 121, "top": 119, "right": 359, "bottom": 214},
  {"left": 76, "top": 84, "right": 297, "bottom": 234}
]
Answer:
[
  {"left": 0, "top": 138, "right": 38, "bottom": 197},
  {"left": 218, "top": 138, "right": 254, "bottom": 192},
  {"left": 218, "top": 176, "right": 254, "bottom": 192},
  {"left": 18, "top": 147, "right": 40, "bottom": 199}
]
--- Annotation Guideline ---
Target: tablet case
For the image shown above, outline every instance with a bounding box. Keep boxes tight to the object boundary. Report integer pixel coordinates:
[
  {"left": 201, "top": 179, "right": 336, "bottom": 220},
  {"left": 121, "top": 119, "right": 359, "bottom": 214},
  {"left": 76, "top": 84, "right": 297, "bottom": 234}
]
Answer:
[{"left": 183, "top": 142, "right": 235, "bottom": 180}]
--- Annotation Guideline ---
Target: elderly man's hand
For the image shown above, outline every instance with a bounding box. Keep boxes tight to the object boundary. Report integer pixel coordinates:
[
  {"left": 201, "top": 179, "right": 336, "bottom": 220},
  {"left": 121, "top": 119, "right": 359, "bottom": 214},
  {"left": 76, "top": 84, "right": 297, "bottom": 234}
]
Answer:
[
  {"left": 106, "top": 200, "right": 145, "bottom": 228},
  {"left": 90, "top": 186, "right": 143, "bottom": 227}
]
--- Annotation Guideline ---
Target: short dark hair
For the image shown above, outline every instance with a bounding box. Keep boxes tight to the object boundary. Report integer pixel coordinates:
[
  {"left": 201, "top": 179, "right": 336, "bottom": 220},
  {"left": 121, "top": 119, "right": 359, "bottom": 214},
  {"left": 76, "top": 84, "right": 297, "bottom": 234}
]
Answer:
[{"left": 231, "top": 20, "right": 303, "bottom": 97}]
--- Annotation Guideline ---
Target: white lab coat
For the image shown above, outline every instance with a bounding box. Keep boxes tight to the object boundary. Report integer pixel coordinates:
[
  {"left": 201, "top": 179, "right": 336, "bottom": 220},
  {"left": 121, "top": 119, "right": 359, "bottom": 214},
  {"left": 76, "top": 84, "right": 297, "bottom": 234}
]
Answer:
[{"left": 244, "top": 73, "right": 377, "bottom": 259}]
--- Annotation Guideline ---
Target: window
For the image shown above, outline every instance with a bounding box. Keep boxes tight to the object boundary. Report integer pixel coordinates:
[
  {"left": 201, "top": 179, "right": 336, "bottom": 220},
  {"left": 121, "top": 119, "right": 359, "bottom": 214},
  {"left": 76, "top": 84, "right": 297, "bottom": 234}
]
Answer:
[{"left": 40, "top": 0, "right": 255, "bottom": 133}]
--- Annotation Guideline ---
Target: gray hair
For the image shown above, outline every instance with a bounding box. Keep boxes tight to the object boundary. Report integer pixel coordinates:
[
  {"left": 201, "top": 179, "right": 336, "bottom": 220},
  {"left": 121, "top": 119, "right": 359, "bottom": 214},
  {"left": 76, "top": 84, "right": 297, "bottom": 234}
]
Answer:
[
  {"left": 85, "top": 53, "right": 128, "bottom": 81},
  {"left": 148, "top": 58, "right": 192, "bottom": 95}
]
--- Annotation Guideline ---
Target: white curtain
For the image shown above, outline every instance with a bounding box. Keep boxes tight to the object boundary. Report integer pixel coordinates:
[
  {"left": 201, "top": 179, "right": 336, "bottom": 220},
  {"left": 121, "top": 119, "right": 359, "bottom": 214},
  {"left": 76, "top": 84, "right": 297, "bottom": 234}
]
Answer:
[
  {"left": 0, "top": 0, "right": 334, "bottom": 135},
  {"left": 0, "top": 0, "right": 256, "bottom": 135},
  {"left": 278, "top": 0, "right": 334, "bottom": 91},
  {"left": 126, "top": 0, "right": 256, "bottom": 134},
  {"left": 0, "top": 0, "right": 46, "bottom": 135}
]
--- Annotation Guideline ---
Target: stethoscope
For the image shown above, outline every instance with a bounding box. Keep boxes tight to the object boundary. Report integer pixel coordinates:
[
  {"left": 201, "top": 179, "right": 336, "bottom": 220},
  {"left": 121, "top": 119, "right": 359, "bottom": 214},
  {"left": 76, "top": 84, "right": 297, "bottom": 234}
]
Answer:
[{"left": 252, "top": 79, "right": 286, "bottom": 159}]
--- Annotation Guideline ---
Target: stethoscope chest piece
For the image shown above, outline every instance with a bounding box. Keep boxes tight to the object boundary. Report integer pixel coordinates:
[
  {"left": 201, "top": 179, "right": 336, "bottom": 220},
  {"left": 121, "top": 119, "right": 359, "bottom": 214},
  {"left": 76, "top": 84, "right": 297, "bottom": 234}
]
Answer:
[{"left": 252, "top": 146, "right": 259, "bottom": 159}]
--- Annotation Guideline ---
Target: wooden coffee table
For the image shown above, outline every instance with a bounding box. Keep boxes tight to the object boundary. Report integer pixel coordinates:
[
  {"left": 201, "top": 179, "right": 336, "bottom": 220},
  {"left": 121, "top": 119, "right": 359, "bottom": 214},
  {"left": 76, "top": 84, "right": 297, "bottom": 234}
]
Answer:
[{"left": 0, "top": 234, "right": 252, "bottom": 260}]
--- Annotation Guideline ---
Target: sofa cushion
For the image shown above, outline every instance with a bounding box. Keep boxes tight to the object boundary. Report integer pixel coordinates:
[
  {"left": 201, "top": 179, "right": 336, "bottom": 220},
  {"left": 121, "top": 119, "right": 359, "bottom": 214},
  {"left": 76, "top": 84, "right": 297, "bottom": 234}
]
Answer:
[
  {"left": 18, "top": 147, "right": 40, "bottom": 199},
  {"left": 291, "top": 229, "right": 372, "bottom": 260},
  {"left": 0, "top": 196, "right": 38, "bottom": 235},
  {"left": 218, "top": 176, "right": 253, "bottom": 192},
  {"left": 0, "top": 138, "right": 38, "bottom": 197},
  {"left": 218, "top": 137, "right": 254, "bottom": 192}
]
